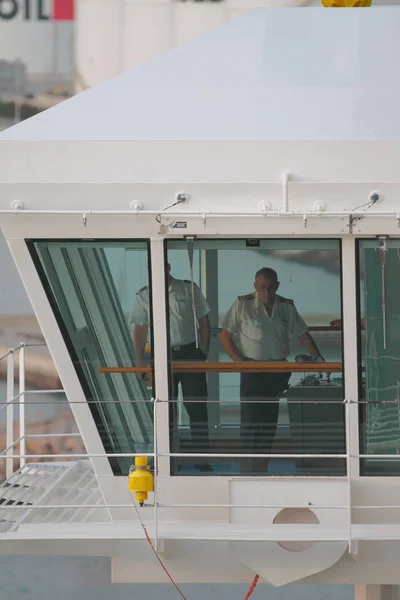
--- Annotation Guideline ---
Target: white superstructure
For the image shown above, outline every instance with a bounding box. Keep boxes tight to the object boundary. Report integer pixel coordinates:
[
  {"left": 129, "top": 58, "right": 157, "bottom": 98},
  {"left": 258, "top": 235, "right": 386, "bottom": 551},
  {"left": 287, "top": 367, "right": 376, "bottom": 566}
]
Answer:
[{"left": 1, "top": 9, "right": 400, "bottom": 600}]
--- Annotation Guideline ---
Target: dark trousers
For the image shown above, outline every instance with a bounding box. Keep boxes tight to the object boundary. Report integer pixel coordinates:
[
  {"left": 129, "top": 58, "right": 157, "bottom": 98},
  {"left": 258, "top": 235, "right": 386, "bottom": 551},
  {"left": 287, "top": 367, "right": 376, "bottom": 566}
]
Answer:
[
  {"left": 170, "top": 343, "right": 209, "bottom": 456},
  {"left": 240, "top": 369, "right": 291, "bottom": 473}
]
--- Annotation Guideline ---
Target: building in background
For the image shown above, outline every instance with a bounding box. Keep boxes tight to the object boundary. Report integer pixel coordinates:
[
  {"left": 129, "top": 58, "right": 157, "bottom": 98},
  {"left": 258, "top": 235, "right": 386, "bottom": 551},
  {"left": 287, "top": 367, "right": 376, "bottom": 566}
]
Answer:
[
  {"left": 74, "top": 0, "right": 317, "bottom": 92},
  {"left": 0, "top": 59, "right": 26, "bottom": 98},
  {"left": 74, "top": 0, "right": 400, "bottom": 92},
  {"left": 0, "top": 0, "right": 74, "bottom": 97},
  {"left": 2, "top": 0, "right": 400, "bottom": 101}
]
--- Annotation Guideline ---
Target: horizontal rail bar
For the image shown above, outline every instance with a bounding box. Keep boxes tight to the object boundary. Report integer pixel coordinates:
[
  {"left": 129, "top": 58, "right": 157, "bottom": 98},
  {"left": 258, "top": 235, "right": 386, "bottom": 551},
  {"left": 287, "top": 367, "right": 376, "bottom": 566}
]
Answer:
[
  {"left": 3, "top": 451, "right": 397, "bottom": 460},
  {"left": 1, "top": 208, "right": 400, "bottom": 217},
  {"left": 157, "top": 503, "right": 349, "bottom": 509},
  {"left": 1, "top": 452, "right": 346, "bottom": 459},
  {"left": 2, "top": 503, "right": 400, "bottom": 512},
  {"left": 160, "top": 505, "right": 400, "bottom": 510},
  {"left": 0, "top": 350, "right": 12, "bottom": 362},
  {"left": 0, "top": 399, "right": 349, "bottom": 406},
  {"left": 24, "top": 389, "right": 65, "bottom": 395},
  {"left": 0, "top": 453, "right": 146, "bottom": 459},
  {"left": 0, "top": 390, "right": 64, "bottom": 412},
  {"left": 3, "top": 398, "right": 396, "bottom": 406},
  {"left": 0, "top": 399, "right": 154, "bottom": 408},
  {"left": 23, "top": 343, "right": 47, "bottom": 348},
  {"left": 0, "top": 504, "right": 108, "bottom": 510},
  {"left": 0, "top": 435, "right": 22, "bottom": 456},
  {"left": 210, "top": 325, "right": 342, "bottom": 334},
  {"left": 0, "top": 344, "right": 45, "bottom": 363},
  {"left": 167, "top": 452, "right": 347, "bottom": 458},
  {"left": 353, "top": 506, "right": 400, "bottom": 509},
  {"left": 358, "top": 454, "right": 400, "bottom": 459},
  {"left": 158, "top": 399, "right": 347, "bottom": 404},
  {"left": 100, "top": 361, "right": 342, "bottom": 374},
  {"left": 24, "top": 433, "right": 82, "bottom": 439},
  {"left": 0, "top": 503, "right": 347, "bottom": 511}
]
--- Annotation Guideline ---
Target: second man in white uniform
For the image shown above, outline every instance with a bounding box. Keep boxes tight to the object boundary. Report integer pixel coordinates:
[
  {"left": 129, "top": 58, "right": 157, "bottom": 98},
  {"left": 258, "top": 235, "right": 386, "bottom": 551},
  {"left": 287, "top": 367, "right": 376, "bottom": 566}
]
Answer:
[{"left": 131, "top": 264, "right": 212, "bottom": 472}]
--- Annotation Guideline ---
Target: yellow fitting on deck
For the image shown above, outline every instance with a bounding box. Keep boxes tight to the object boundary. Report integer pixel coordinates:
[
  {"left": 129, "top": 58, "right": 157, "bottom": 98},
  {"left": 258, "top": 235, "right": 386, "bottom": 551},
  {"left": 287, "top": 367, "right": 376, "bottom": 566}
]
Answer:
[
  {"left": 128, "top": 456, "right": 154, "bottom": 506},
  {"left": 321, "top": 0, "right": 371, "bottom": 6}
]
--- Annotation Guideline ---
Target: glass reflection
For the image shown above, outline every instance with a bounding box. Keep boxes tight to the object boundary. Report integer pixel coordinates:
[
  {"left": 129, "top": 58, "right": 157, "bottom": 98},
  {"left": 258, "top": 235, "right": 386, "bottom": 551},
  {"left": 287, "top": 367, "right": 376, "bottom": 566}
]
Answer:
[
  {"left": 359, "top": 239, "right": 400, "bottom": 476},
  {"left": 167, "top": 239, "right": 344, "bottom": 476},
  {"left": 28, "top": 240, "right": 154, "bottom": 475}
]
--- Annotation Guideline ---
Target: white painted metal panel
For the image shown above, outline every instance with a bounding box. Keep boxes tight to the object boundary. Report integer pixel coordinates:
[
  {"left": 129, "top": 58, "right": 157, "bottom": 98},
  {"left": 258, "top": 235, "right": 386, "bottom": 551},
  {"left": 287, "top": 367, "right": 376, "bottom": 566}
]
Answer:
[{"left": 4, "top": 9, "right": 400, "bottom": 141}]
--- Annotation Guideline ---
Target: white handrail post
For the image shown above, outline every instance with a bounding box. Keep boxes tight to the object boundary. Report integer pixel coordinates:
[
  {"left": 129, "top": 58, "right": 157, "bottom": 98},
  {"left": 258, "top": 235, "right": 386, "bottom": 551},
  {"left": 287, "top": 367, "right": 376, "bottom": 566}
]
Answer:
[
  {"left": 153, "top": 396, "right": 159, "bottom": 551},
  {"left": 345, "top": 398, "right": 354, "bottom": 555},
  {"left": 19, "top": 344, "right": 26, "bottom": 469},
  {"left": 6, "top": 350, "right": 14, "bottom": 478}
]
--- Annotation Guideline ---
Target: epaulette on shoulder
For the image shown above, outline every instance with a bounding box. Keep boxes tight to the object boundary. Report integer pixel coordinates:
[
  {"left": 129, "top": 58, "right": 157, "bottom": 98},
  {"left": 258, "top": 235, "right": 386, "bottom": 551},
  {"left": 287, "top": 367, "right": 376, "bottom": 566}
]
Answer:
[
  {"left": 136, "top": 286, "right": 147, "bottom": 295},
  {"left": 238, "top": 293, "right": 255, "bottom": 301},
  {"left": 277, "top": 294, "right": 294, "bottom": 304}
]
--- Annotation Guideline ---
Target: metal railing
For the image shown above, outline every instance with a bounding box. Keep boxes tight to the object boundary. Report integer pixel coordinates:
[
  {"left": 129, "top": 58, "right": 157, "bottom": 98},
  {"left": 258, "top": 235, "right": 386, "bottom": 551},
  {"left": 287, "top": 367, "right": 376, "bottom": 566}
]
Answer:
[
  {"left": 0, "top": 343, "right": 78, "bottom": 479},
  {"left": 2, "top": 343, "right": 400, "bottom": 553},
  {"left": 0, "top": 394, "right": 396, "bottom": 553}
]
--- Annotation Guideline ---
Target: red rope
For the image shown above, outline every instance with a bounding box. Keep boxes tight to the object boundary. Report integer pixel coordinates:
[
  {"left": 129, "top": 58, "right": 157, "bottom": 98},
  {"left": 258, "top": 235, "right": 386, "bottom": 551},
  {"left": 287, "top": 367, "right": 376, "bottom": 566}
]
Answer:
[
  {"left": 244, "top": 574, "right": 259, "bottom": 600},
  {"left": 143, "top": 517, "right": 258, "bottom": 600},
  {"left": 143, "top": 526, "right": 188, "bottom": 600}
]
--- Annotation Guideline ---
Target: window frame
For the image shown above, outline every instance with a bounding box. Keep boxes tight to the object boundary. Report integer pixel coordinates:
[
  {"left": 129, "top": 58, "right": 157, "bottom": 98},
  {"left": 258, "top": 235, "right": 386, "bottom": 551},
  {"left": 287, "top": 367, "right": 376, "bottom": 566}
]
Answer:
[
  {"left": 26, "top": 238, "right": 155, "bottom": 476},
  {"left": 164, "top": 236, "right": 346, "bottom": 476}
]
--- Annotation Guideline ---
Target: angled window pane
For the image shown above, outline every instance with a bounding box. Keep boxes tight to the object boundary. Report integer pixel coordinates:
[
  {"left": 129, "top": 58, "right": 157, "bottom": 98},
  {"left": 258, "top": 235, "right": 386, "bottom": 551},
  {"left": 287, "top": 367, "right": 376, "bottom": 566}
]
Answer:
[{"left": 27, "top": 239, "right": 153, "bottom": 475}]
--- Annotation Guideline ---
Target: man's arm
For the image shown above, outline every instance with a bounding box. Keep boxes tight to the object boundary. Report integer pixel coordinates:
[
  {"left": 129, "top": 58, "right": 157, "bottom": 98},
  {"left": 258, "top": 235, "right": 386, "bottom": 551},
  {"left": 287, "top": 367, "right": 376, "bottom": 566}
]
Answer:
[
  {"left": 198, "top": 315, "right": 211, "bottom": 356},
  {"left": 330, "top": 318, "right": 365, "bottom": 330},
  {"left": 298, "top": 331, "right": 323, "bottom": 359},
  {"left": 133, "top": 324, "right": 148, "bottom": 366},
  {"left": 220, "top": 328, "right": 243, "bottom": 362}
]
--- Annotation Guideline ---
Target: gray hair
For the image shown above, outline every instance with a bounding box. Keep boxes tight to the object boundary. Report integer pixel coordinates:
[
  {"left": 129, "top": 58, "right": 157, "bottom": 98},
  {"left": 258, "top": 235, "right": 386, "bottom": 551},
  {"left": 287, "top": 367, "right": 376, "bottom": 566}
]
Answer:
[{"left": 255, "top": 267, "right": 278, "bottom": 282}]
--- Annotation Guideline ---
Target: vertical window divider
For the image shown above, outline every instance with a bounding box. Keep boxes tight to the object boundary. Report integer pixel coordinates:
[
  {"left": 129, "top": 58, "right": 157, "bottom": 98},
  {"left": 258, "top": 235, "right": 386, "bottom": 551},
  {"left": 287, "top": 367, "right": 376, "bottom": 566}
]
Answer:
[
  {"left": 342, "top": 236, "right": 360, "bottom": 477},
  {"left": 150, "top": 237, "right": 171, "bottom": 477}
]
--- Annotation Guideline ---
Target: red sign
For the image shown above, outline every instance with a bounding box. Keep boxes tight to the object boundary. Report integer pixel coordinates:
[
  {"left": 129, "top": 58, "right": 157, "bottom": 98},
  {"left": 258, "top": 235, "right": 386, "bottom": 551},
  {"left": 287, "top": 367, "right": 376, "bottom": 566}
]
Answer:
[
  {"left": 53, "top": 0, "right": 74, "bottom": 21},
  {"left": 0, "top": 0, "right": 75, "bottom": 21}
]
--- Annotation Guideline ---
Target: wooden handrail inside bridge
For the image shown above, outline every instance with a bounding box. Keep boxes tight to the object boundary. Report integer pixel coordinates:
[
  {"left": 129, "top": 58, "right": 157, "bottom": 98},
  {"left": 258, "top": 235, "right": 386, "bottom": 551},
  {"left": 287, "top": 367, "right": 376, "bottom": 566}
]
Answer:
[{"left": 99, "top": 361, "right": 342, "bottom": 374}]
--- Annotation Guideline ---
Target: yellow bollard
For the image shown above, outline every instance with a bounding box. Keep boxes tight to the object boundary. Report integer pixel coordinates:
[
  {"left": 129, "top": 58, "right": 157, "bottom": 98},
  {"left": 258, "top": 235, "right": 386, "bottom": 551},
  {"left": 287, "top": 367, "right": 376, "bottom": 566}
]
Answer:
[
  {"left": 321, "top": 0, "right": 371, "bottom": 6},
  {"left": 128, "top": 456, "right": 154, "bottom": 507}
]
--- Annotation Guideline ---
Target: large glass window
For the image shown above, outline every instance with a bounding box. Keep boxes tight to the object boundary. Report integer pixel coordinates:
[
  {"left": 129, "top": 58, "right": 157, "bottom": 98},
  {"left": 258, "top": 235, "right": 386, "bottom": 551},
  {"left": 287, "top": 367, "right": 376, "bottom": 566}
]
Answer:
[
  {"left": 27, "top": 240, "right": 154, "bottom": 475},
  {"left": 166, "top": 239, "right": 344, "bottom": 476},
  {"left": 358, "top": 239, "right": 400, "bottom": 476}
]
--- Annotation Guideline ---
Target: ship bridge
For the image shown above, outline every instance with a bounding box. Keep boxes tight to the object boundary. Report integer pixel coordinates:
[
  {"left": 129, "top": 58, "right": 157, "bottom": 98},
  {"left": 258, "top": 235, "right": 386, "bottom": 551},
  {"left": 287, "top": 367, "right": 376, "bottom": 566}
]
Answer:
[{"left": 1, "top": 7, "right": 400, "bottom": 597}]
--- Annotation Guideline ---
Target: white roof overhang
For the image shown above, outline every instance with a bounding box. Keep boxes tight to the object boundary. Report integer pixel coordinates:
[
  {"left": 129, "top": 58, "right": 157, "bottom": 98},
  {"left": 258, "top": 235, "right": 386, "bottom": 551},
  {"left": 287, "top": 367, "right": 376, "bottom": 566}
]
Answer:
[{"left": 1, "top": 9, "right": 400, "bottom": 228}]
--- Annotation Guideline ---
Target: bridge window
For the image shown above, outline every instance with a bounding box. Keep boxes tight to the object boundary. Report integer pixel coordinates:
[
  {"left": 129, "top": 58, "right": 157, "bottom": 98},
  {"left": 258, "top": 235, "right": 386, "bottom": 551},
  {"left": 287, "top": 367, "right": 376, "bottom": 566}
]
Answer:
[
  {"left": 27, "top": 240, "right": 154, "bottom": 475},
  {"left": 358, "top": 239, "right": 400, "bottom": 476},
  {"left": 165, "top": 238, "right": 344, "bottom": 476}
]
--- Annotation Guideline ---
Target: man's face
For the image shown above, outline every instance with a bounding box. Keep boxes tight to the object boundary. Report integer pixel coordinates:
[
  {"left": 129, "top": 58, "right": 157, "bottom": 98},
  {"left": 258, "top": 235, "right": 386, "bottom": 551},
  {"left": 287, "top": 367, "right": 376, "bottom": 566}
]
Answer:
[{"left": 254, "top": 275, "right": 279, "bottom": 304}]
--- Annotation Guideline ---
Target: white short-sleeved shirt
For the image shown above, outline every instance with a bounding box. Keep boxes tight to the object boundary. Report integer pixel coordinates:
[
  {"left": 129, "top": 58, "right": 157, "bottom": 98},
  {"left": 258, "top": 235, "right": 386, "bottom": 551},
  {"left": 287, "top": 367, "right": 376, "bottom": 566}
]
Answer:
[
  {"left": 130, "top": 277, "right": 210, "bottom": 346},
  {"left": 221, "top": 293, "right": 308, "bottom": 361}
]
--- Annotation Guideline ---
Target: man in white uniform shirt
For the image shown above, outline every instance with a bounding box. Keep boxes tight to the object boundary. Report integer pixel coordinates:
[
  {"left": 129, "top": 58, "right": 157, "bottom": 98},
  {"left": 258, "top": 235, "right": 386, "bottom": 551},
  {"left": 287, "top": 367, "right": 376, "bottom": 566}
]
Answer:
[
  {"left": 220, "top": 267, "right": 324, "bottom": 474},
  {"left": 131, "top": 264, "right": 212, "bottom": 472}
]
